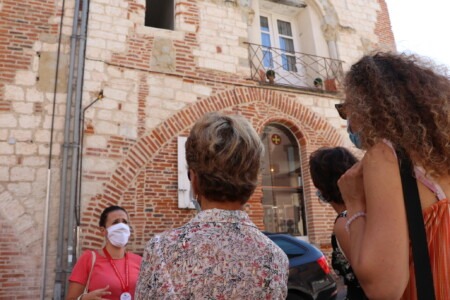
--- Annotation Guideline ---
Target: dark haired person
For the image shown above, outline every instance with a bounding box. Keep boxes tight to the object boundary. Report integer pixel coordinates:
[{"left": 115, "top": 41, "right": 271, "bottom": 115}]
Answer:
[
  {"left": 309, "top": 147, "right": 367, "bottom": 300},
  {"left": 337, "top": 52, "right": 450, "bottom": 299},
  {"left": 136, "top": 112, "right": 289, "bottom": 299},
  {"left": 66, "top": 205, "right": 142, "bottom": 300}
]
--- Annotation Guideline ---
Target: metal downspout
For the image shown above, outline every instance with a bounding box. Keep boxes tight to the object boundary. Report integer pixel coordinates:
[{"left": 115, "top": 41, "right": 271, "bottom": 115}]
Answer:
[
  {"left": 54, "top": 0, "right": 81, "bottom": 298},
  {"left": 65, "top": 0, "right": 90, "bottom": 296},
  {"left": 41, "top": 0, "right": 67, "bottom": 297},
  {"left": 77, "top": 91, "right": 103, "bottom": 224}
]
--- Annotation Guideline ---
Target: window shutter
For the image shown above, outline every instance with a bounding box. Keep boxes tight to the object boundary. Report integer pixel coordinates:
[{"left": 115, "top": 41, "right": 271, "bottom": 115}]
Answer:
[{"left": 177, "top": 136, "right": 195, "bottom": 209}]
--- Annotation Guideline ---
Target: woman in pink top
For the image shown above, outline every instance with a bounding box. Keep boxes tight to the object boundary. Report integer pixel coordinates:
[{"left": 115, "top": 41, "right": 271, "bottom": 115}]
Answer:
[
  {"left": 66, "top": 205, "right": 142, "bottom": 300},
  {"left": 336, "top": 52, "right": 450, "bottom": 299}
]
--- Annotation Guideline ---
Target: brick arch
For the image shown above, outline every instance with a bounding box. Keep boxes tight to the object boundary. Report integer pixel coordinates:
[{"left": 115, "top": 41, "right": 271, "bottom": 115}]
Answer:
[
  {"left": 256, "top": 115, "right": 341, "bottom": 146},
  {"left": 82, "top": 87, "right": 343, "bottom": 250},
  {"left": 255, "top": 114, "right": 343, "bottom": 242},
  {"left": 259, "top": 95, "right": 340, "bottom": 140},
  {"left": 257, "top": 117, "right": 305, "bottom": 139}
]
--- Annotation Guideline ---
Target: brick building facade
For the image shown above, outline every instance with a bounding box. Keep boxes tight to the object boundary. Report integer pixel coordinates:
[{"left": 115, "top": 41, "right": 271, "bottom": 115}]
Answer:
[{"left": 0, "top": 0, "right": 395, "bottom": 298}]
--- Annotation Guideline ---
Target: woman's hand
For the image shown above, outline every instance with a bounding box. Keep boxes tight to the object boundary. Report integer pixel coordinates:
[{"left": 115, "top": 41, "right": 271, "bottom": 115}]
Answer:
[
  {"left": 80, "top": 286, "right": 111, "bottom": 300},
  {"left": 337, "top": 161, "right": 366, "bottom": 214}
]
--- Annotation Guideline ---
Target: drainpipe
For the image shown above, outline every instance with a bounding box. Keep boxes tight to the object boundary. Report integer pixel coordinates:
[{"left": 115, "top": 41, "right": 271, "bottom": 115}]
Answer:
[
  {"left": 77, "top": 91, "right": 103, "bottom": 225},
  {"left": 54, "top": 0, "right": 81, "bottom": 298},
  {"left": 41, "top": 0, "right": 67, "bottom": 298},
  {"left": 64, "top": 0, "right": 90, "bottom": 296}
]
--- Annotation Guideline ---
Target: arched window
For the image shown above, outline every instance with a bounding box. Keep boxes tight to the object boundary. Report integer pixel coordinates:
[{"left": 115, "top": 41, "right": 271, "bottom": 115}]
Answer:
[{"left": 261, "top": 124, "right": 307, "bottom": 236}]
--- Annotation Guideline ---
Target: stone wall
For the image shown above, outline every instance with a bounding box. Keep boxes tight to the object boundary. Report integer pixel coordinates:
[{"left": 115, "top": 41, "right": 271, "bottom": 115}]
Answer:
[
  {"left": 0, "top": 0, "right": 395, "bottom": 298},
  {"left": 0, "top": 0, "right": 64, "bottom": 298}
]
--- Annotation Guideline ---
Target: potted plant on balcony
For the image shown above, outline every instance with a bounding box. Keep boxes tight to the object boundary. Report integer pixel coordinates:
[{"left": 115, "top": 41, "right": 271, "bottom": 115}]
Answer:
[
  {"left": 266, "top": 69, "right": 276, "bottom": 84},
  {"left": 324, "top": 77, "right": 338, "bottom": 92},
  {"left": 313, "top": 77, "right": 323, "bottom": 90}
]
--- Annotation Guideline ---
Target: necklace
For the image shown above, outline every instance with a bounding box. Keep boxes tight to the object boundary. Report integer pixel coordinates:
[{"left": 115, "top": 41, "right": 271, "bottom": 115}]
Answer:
[{"left": 103, "top": 247, "right": 132, "bottom": 300}]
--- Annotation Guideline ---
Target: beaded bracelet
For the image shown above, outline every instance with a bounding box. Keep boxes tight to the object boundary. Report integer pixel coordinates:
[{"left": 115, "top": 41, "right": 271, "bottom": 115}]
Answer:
[{"left": 345, "top": 211, "right": 366, "bottom": 233}]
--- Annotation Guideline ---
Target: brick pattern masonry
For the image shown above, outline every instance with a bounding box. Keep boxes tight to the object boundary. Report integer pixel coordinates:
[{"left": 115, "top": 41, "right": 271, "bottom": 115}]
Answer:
[{"left": 0, "top": 0, "right": 395, "bottom": 298}]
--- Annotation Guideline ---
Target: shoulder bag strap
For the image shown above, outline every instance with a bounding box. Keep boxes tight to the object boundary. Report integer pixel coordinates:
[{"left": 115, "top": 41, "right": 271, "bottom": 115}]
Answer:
[
  {"left": 84, "top": 250, "right": 96, "bottom": 294},
  {"left": 396, "top": 149, "right": 435, "bottom": 300}
]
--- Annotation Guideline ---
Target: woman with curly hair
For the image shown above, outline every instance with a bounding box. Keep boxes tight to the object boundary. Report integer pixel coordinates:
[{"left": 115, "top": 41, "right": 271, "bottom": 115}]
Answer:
[
  {"left": 135, "top": 112, "right": 289, "bottom": 299},
  {"left": 336, "top": 52, "right": 450, "bottom": 299},
  {"left": 309, "top": 147, "right": 367, "bottom": 299}
]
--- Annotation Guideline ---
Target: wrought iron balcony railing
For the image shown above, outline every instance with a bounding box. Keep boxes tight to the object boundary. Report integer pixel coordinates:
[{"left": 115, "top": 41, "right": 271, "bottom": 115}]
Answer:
[{"left": 246, "top": 42, "right": 344, "bottom": 92}]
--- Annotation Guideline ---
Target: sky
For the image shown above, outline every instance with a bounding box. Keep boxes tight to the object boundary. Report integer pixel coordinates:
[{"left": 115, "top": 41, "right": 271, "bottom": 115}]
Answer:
[{"left": 385, "top": 0, "right": 450, "bottom": 68}]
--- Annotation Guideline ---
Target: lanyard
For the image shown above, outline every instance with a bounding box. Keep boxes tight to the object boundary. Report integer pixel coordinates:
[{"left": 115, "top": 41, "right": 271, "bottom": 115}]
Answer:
[{"left": 103, "top": 247, "right": 129, "bottom": 292}]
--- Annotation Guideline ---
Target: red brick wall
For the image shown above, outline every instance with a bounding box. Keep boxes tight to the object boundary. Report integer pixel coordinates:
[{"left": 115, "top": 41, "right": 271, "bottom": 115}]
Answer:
[
  {"left": 80, "top": 87, "right": 341, "bottom": 256},
  {"left": 0, "top": 0, "right": 347, "bottom": 296},
  {"left": 79, "top": 0, "right": 341, "bottom": 257},
  {"left": 0, "top": 0, "right": 58, "bottom": 297},
  {"left": 375, "top": 0, "right": 396, "bottom": 51},
  {"left": 0, "top": 0, "right": 58, "bottom": 111},
  {"left": 0, "top": 219, "right": 40, "bottom": 299}
]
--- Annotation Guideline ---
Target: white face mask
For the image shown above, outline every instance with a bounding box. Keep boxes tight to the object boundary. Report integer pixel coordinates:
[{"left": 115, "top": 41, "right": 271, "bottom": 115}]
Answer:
[{"left": 106, "top": 223, "right": 130, "bottom": 247}]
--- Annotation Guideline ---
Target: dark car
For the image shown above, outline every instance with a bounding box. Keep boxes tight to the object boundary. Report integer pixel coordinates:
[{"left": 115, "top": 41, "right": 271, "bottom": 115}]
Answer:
[{"left": 265, "top": 232, "right": 337, "bottom": 300}]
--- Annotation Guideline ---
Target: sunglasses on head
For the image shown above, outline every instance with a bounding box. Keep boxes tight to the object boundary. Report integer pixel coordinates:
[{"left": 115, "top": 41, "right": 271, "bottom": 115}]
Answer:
[{"left": 335, "top": 103, "right": 347, "bottom": 120}]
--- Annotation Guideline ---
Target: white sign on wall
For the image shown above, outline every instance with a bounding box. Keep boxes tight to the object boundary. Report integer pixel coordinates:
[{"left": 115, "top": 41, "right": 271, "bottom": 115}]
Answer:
[{"left": 177, "top": 136, "right": 196, "bottom": 209}]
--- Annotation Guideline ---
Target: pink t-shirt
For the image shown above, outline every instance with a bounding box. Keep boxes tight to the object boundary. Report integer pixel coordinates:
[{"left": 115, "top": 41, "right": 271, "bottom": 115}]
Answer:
[{"left": 69, "top": 250, "right": 142, "bottom": 299}]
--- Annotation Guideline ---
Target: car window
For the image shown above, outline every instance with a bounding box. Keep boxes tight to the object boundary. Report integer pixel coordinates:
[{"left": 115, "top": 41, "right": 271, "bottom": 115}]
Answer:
[{"left": 272, "top": 237, "right": 306, "bottom": 257}]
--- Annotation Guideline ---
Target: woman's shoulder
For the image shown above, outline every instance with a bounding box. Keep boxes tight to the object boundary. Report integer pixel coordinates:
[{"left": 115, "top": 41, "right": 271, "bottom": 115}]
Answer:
[
  {"left": 366, "top": 140, "right": 395, "bottom": 156},
  {"left": 127, "top": 251, "right": 142, "bottom": 261},
  {"left": 73, "top": 249, "right": 97, "bottom": 267},
  {"left": 148, "top": 225, "right": 191, "bottom": 245},
  {"left": 363, "top": 141, "right": 398, "bottom": 167},
  {"left": 78, "top": 249, "right": 96, "bottom": 258}
]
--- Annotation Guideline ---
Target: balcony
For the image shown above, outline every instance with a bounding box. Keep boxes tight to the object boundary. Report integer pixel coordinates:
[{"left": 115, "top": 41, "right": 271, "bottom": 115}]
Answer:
[{"left": 246, "top": 42, "right": 344, "bottom": 93}]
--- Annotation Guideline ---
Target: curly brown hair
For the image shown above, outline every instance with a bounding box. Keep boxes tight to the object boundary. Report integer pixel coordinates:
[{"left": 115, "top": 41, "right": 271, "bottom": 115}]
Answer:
[
  {"left": 185, "top": 112, "right": 264, "bottom": 204},
  {"left": 344, "top": 52, "right": 450, "bottom": 176},
  {"left": 309, "top": 147, "right": 358, "bottom": 205}
]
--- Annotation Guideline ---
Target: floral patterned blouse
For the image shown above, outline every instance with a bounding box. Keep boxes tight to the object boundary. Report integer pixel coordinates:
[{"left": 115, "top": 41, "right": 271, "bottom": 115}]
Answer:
[{"left": 135, "top": 209, "right": 289, "bottom": 300}]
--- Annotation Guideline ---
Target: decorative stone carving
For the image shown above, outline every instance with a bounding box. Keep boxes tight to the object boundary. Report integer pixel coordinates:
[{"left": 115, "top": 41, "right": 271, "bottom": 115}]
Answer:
[
  {"left": 150, "top": 38, "right": 176, "bottom": 73},
  {"left": 242, "top": 6, "right": 255, "bottom": 25}
]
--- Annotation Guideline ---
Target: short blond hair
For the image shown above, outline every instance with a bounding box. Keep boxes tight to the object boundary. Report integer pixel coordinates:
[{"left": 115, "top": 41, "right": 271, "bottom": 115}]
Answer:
[{"left": 186, "top": 112, "right": 264, "bottom": 203}]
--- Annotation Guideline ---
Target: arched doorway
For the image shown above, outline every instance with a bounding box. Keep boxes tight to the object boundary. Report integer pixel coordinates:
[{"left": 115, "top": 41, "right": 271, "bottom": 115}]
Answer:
[{"left": 261, "top": 124, "right": 307, "bottom": 237}]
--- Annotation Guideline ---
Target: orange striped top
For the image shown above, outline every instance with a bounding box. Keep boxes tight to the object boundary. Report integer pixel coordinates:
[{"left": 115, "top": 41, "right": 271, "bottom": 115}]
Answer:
[
  {"left": 401, "top": 198, "right": 450, "bottom": 299},
  {"left": 384, "top": 140, "right": 449, "bottom": 299}
]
